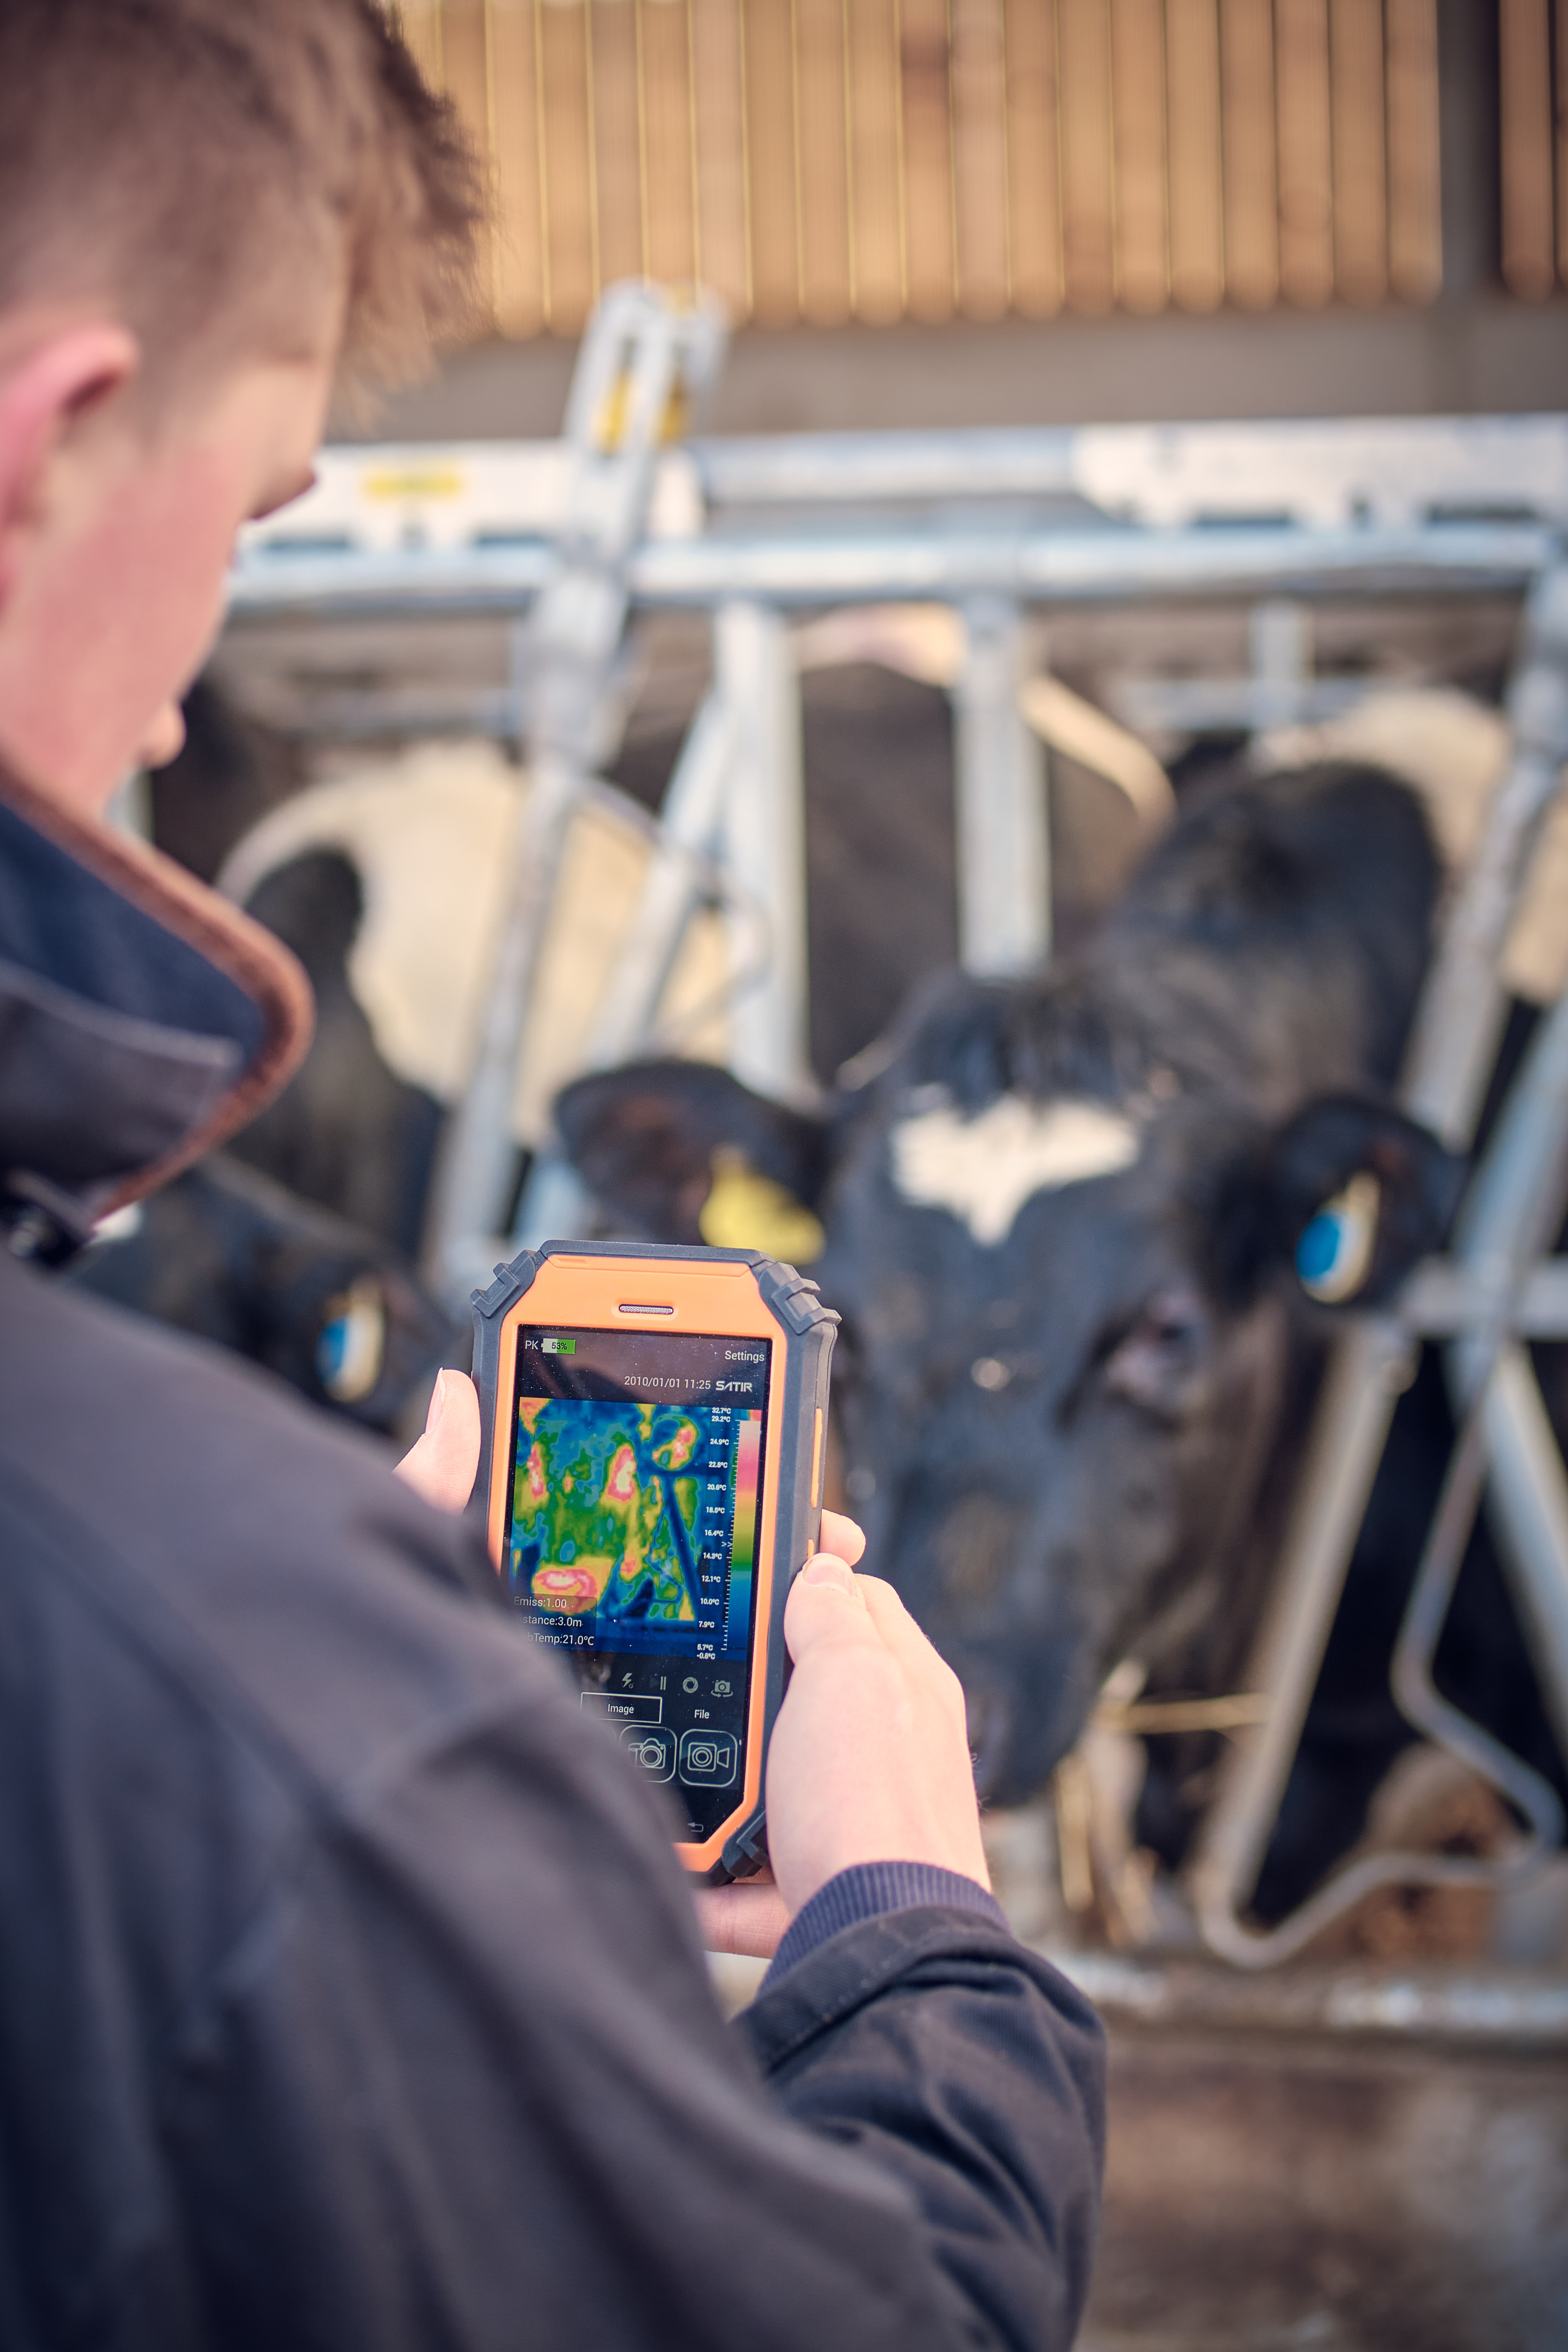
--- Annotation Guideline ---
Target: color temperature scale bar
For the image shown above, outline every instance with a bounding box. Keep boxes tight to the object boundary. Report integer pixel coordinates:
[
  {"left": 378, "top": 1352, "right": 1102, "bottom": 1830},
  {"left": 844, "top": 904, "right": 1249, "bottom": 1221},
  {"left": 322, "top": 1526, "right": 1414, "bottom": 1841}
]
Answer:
[{"left": 722, "top": 1409, "right": 762, "bottom": 1656}]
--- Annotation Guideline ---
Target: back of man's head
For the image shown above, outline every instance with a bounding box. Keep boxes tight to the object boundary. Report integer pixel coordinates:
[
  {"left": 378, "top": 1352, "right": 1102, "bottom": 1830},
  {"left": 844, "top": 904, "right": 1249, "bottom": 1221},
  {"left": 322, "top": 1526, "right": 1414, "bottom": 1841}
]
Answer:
[{"left": 0, "top": 0, "right": 481, "bottom": 401}]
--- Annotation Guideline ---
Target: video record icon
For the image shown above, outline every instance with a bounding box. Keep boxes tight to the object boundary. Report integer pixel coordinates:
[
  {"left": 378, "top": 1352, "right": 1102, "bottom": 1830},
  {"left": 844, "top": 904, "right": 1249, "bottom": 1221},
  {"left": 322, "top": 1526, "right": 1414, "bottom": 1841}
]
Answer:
[{"left": 678, "top": 1729, "right": 739, "bottom": 1787}]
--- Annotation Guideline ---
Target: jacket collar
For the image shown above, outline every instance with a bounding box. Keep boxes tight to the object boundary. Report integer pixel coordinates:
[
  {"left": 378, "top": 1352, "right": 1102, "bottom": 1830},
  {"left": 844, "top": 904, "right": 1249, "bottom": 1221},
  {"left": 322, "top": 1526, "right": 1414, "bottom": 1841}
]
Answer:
[{"left": 0, "top": 754, "right": 312, "bottom": 1263}]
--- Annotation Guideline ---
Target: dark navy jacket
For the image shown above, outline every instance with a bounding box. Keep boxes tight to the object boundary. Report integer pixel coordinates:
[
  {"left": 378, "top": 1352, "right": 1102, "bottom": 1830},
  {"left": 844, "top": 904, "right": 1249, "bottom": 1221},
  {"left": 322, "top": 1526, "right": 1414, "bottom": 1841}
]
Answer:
[{"left": 0, "top": 768, "right": 1104, "bottom": 2350}]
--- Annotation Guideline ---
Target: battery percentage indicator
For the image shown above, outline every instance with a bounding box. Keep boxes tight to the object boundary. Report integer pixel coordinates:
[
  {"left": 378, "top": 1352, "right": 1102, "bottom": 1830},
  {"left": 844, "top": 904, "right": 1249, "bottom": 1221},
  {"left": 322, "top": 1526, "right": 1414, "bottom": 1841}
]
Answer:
[{"left": 541, "top": 1336, "right": 576, "bottom": 1355}]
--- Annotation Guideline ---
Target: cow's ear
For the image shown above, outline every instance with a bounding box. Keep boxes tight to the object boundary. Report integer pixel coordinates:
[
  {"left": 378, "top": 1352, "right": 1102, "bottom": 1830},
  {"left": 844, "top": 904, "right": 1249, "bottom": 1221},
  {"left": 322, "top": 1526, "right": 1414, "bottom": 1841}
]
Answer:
[
  {"left": 1209, "top": 1095, "right": 1465, "bottom": 1308},
  {"left": 554, "top": 1059, "right": 832, "bottom": 1252}
]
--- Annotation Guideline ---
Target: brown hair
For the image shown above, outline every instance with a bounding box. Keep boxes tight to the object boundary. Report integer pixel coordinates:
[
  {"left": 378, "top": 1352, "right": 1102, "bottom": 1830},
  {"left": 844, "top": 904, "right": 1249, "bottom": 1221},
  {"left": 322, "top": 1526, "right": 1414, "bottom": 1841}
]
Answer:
[{"left": 0, "top": 0, "right": 483, "bottom": 400}]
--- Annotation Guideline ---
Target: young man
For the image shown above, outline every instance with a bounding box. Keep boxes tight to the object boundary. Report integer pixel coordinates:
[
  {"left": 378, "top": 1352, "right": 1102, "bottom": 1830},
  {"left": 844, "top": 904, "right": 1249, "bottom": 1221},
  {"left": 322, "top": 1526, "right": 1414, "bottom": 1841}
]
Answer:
[{"left": 0, "top": 5, "right": 1103, "bottom": 2346}]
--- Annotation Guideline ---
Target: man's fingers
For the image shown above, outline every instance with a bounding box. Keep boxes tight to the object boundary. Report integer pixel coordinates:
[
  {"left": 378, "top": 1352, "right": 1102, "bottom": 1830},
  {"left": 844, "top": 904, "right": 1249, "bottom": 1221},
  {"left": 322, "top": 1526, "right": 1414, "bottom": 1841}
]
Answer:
[
  {"left": 694, "top": 1877, "right": 790, "bottom": 1959},
  {"left": 394, "top": 1369, "right": 482, "bottom": 1514},
  {"left": 786, "top": 1560, "right": 956, "bottom": 1707},
  {"left": 818, "top": 1509, "right": 866, "bottom": 1567},
  {"left": 783, "top": 1553, "right": 881, "bottom": 1664},
  {"left": 856, "top": 1573, "right": 969, "bottom": 1710},
  {"left": 852, "top": 1572, "right": 912, "bottom": 1630},
  {"left": 855, "top": 1573, "right": 936, "bottom": 1663}
]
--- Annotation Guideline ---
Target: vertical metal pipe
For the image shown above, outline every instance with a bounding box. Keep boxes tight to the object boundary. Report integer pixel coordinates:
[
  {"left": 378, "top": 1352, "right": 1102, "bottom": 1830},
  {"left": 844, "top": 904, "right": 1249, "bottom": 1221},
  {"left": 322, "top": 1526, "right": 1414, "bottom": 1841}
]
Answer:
[
  {"left": 1190, "top": 564, "right": 1568, "bottom": 1960},
  {"left": 1248, "top": 598, "right": 1312, "bottom": 728},
  {"left": 1404, "top": 564, "right": 1568, "bottom": 1150},
  {"left": 421, "top": 749, "right": 580, "bottom": 1292},
  {"left": 584, "top": 683, "right": 734, "bottom": 1067},
  {"left": 954, "top": 595, "right": 1050, "bottom": 976},
  {"left": 1474, "top": 1348, "right": 1568, "bottom": 1767},
  {"left": 509, "top": 1144, "right": 594, "bottom": 1254},
  {"left": 511, "top": 675, "right": 739, "bottom": 1253},
  {"left": 420, "top": 285, "right": 729, "bottom": 1297},
  {"left": 715, "top": 602, "right": 813, "bottom": 1098},
  {"left": 1446, "top": 975, "right": 1568, "bottom": 1766},
  {"left": 1189, "top": 1315, "right": 1417, "bottom": 1948}
]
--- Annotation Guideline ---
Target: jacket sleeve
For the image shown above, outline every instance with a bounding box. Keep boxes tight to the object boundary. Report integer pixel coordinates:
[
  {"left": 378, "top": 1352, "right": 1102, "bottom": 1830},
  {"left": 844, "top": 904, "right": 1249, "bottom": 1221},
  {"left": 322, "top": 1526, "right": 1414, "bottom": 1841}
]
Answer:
[
  {"left": 740, "top": 1908, "right": 1105, "bottom": 2352},
  {"left": 160, "top": 1642, "right": 1104, "bottom": 2352}
]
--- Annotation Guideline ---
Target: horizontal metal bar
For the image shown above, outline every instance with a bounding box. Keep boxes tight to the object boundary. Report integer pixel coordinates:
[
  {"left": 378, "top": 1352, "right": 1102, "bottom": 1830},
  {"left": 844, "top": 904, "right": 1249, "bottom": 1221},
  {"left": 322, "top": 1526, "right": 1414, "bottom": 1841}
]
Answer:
[
  {"left": 1114, "top": 679, "right": 1368, "bottom": 732},
  {"left": 255, "top": 690, "right": 524, "bottom": 741},
  {"left": 691, "top": 418, "right": 1568, "bottom": 526},
  {"left": 243, "top": 420, "right": 1568, "bottom": 566},
  {"left": 1399, "top": 1256, "right": 1568, "bottom": 1337},
  {"left": 1051, "top": 1950, "right": 1568, "bottom": 2047},
  {"left": 226, "top": 521, "right": 1555, "bottom": 625},
  {"left": 228, "top": 541, "right": 548, "bottom": 616},
  {"left": 693, "top": 426, "right": 1082, "bottom": 505},
  {"left": 621, "top": 521, "right": 1551, "bottom": 605}
]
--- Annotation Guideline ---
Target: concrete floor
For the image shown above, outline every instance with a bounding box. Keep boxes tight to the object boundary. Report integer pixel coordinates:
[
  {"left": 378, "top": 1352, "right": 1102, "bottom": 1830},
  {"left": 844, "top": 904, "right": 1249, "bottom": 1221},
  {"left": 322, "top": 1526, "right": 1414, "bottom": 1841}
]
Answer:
[
  {"left": 710, "top": 1943, "right": 1568, "bottom": 2352},
  {"left": 1084, "top": 2015, "right": 1568, "bottom": 2352}
]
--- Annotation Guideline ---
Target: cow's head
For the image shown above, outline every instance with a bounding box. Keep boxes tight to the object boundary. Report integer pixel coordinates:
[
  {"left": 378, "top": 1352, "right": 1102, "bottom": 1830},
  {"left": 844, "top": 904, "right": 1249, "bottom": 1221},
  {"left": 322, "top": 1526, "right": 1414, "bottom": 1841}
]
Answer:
[
  {"left": 67, "top": 1151, "right": 459, "bottom": 1434},
  {"left": 557, "top": 1009, "right": 1460, "bottom": 1806}
]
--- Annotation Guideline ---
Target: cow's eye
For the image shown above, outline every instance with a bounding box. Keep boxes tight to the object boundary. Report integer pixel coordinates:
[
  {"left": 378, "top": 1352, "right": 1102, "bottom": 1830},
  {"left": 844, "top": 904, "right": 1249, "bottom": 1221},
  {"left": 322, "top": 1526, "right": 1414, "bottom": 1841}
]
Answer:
[{"left": 1099, "top": 1289, "right": 1211, "bottom": 1420}]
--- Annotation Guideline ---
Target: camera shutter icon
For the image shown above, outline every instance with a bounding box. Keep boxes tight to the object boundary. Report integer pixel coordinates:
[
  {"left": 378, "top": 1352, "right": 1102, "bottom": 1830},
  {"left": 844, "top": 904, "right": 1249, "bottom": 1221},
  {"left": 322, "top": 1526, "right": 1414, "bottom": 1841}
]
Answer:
[{"left": 620, "top": 1724, "right": 677, "bottom": 1783}]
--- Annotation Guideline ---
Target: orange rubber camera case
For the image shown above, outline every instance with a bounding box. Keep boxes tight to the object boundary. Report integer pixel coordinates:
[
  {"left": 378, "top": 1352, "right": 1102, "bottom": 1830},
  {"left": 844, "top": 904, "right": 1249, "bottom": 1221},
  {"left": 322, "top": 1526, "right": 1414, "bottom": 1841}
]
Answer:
[{"left": 472, "top": 1240, "right": 838, "bottom": 1884}]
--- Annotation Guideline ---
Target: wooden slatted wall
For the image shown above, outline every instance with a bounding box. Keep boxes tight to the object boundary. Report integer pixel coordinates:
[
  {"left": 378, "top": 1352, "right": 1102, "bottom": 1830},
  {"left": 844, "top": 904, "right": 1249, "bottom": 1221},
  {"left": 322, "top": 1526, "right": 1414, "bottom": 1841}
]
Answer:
[
  {"left": 391, "top": 0, "right": 1445, "bottom": 335},
  {"left": 1498, "top": 0, "right": 1568, "bottom": 297}
]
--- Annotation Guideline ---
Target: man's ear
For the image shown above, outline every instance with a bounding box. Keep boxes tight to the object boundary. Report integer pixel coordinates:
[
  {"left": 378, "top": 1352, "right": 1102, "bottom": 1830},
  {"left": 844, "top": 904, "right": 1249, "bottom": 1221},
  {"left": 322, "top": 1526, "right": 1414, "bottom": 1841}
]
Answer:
[
  {"left": 554, "top": 1059, "right": 832, "bottom": 1252},
  {"left": 0, "top": 325, "right": 139, "bottom": 599},
  {"left": 1209, "top": 1094, "right": 1466, "bottom": 1309}
]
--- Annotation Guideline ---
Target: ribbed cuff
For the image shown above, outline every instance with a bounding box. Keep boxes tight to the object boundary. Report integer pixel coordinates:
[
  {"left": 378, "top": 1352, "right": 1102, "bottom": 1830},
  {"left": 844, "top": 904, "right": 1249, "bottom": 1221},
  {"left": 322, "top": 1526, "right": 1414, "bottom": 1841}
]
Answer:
[{"left": 763, "top": 1860, "right": 1009, "bottom": 1989}]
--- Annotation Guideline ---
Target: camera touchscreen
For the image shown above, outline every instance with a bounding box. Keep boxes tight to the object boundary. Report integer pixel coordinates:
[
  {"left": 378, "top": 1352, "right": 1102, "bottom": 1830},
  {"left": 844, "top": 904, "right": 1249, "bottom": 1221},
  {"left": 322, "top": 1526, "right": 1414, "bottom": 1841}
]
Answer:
[{"left": 504, "top": 1325, "right": 772, "bottom": 1843}]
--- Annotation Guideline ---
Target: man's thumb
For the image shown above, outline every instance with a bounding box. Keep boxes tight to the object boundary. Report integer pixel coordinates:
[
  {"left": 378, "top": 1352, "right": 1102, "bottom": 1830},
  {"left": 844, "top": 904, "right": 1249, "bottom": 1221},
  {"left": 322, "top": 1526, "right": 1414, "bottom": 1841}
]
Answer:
[
  {"left": 395, "top": 1369, "right": 482, "bottom": 1514},
  {"left": 784, "top": 1552, "right": 870, "bottom": 1659}
]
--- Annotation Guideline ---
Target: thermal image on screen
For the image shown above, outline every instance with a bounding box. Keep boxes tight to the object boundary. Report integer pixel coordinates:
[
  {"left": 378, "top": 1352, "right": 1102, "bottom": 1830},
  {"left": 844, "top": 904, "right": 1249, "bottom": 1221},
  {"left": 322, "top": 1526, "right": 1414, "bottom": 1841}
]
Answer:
[{"left": 509, "top": 1396, "right": 761, "bottom": 1658}]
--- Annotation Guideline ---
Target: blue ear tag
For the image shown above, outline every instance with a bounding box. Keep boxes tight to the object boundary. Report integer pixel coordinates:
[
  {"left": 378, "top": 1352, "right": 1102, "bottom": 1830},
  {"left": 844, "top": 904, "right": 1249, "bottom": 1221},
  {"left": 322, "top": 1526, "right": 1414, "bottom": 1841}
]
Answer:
[
  {"left": 316, "top": 1275, "right": 387, "bottom": 1402},
  {"left": 1296, "top": 1171, "right": 1381, "bottom": 1304}
]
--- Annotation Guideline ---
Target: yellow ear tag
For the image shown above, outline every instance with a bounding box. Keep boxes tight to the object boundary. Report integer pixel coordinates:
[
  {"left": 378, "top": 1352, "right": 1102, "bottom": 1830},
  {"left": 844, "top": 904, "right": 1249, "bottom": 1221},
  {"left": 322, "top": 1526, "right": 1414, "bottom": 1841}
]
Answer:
[
  {"left": 1296, "top": 1169, "right": 1381, "bottom": 1304},
  {"left": 698, "top": 1150, "right": 826, "bottom": 1265}
]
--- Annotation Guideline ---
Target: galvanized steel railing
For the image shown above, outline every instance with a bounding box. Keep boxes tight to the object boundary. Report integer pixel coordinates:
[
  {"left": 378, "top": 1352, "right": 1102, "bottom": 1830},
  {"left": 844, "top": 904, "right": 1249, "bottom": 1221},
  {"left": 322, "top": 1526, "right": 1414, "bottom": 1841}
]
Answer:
[{"left": 223, "top": 286, "right": 1568, "bottom": 1967}]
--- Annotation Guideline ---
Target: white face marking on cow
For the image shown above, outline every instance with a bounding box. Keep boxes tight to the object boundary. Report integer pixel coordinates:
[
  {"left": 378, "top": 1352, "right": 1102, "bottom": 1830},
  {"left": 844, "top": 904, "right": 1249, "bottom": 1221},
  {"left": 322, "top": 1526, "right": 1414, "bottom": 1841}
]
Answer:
[{"left": 889, "top": 1094, "right": 1141, "bottom": 1246}]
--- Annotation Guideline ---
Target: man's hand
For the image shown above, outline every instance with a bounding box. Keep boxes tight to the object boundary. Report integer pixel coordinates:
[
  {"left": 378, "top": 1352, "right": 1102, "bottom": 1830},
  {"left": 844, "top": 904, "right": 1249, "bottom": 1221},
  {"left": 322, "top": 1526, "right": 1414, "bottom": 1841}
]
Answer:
[
  {"left": 765, "top": 1518, "right": 990, "bottom": 1915},
  {"left": 693, "top": 1510, "right": 989, "bottom": 1957},
  {"left": 393, "top": 1423, "right": 982, "bottom": 1963},
  {"left": 395, "top": 1368, "right": 481, "bottom": 1513},
  {"left": 694, "top": 1867, "right": 791, "bottom": 1960}
]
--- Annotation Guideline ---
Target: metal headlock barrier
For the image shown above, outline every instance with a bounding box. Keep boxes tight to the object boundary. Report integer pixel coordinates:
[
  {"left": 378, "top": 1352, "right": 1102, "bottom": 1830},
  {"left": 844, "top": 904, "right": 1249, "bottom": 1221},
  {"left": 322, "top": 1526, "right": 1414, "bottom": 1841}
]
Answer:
[{"left": 228, "top": 284, "right": 1568, "bottom": 1970}]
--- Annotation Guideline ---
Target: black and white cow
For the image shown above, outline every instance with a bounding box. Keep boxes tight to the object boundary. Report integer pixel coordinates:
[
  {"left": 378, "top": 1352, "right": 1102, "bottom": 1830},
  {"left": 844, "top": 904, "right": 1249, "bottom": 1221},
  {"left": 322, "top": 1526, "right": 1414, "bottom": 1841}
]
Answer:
[
  {"left": 555, "top": 760, "right": 1567, "bottom": 1908},
  {"left": 64, "top": 1150, "right": 458, "bottom": 1435},
  {"left": 106, "top": 662, "right": 1143, "bottom": 1423},
  {"left": 64, "top": 689, "right": 461, "bottom": 1435},
  {"left": 97, "top": 677, "right": 1566, "bottom": 1912}
]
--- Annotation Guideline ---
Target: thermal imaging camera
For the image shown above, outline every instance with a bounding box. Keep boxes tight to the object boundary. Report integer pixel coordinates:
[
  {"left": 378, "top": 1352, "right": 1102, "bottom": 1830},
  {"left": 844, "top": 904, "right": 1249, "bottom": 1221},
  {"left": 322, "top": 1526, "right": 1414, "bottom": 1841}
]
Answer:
[{"left": 472, "top": 1241, "right": 838, "bottom": 1884}]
